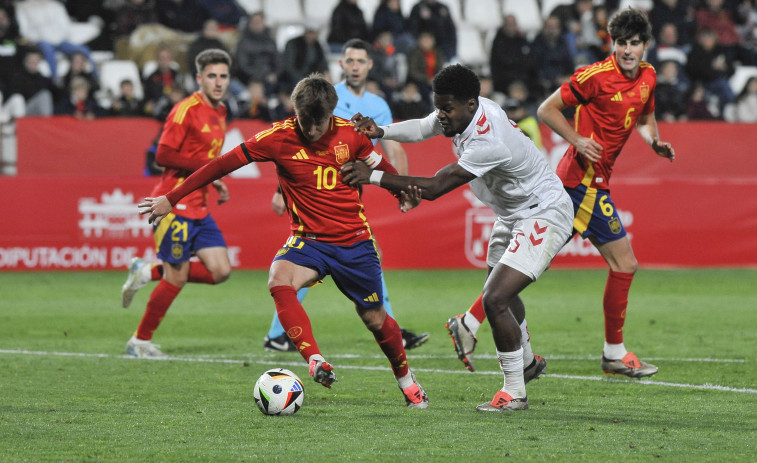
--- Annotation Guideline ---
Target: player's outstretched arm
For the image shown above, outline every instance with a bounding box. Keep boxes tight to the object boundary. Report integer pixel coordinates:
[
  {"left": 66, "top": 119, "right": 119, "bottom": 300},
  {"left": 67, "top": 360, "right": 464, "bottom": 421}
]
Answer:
[
  {"left": 351, "top": 113, "right": 384, "bottom": 138},
  {"left": 341, "top": 161, "right": 475, "bottom": 201}
]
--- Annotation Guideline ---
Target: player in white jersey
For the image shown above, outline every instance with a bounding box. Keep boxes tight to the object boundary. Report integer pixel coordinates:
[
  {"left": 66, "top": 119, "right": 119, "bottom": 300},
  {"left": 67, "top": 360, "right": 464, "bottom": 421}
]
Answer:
[{"left": 342, "top": 64, "right": 573, "bottom": 412}]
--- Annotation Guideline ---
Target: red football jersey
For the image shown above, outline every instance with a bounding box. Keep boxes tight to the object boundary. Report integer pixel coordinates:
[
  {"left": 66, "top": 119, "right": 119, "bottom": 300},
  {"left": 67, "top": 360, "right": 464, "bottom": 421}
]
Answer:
[
  {"left": 556, "top": 54, "right": 656, "bottom": 189},
  {"left": 227, "top": 116, "right": 387, "bottom": 245},
  {"left": 151, "top": 92, "right": 227, "bottom": 219}
]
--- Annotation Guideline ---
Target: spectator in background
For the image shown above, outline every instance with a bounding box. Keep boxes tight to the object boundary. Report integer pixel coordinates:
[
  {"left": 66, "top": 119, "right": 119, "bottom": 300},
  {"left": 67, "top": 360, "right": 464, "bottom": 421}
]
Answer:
[
  {"left": 186, "top": 19, "right": 230, "bottom": 80},
  {"left": 391, "top": 81, "right": 428, "bottom": 120},
  {"left": 110, "top": 79, "right": 145, "bottom": 117},
  {"left": 646, "top": 23, "right": 691, "bottom": 78},
  {"left": 489, "top": 14, "right": 536, "bottom": 97},
  {"left": 550, "top": 0, "right": 599, "bottom": 67},
  {"left": 6, "top": 47, "right": 54, "bottom": 116},
  {"left": 590, "top": 4, "right": 612, "bottom": 59},
  {"left": 54, "top": 76, "right": 107, "bottom": 119},
  {"left": 327, "top": 0, "right": 370, "bottom": 53},
  {"left": 530, "top": 16, "right": 574, "bottom": 100},
  {"left": 155, "top": 0, "right": 208, "bottom": 33},
  {"left": 507, "top": 79, "right": 538, "bottom": 118},
  {"left": 280, "top": 21, "right": 329, "bottom": 90},
  {"left": 369, "top": 30, "right": 403, "bottom": 100},
  {"left": 195, "top": 0, "right": 244, "bottom": 28},
  {"left": 151, "top": 82, "right": 187, "bottom": 120},
  {"left": 237, "top": 79, "right": 274, "bottom": 121},
  {"left": 649, "top": 0, "right": 697, "bottom": 46},
  {"left": 479, "top": 75, "right": 506, "bottom": 108},
  {"left": 235, "top": 12, "right": 279, "bottom": 96},
  {"left": 695, "top": 0, "right": 749, "bottom": 64},
  {"left": 107, "top": 0, "right": 158, "bottom": 43},
  {"left": 15, "top": 0, "right": 100, "bottom": 81},
  {"left": 142, "top": 44, "right": 184, "bottom": 115},
  {"left": 503, "top": 98, "right": 542, "bottom": 150},
  {"left": 372, "top": 0, "right": 415, "bottom": 54},
  {"left": 655, "top": 60, "right": 689, "bottom": 122},
  {"left": 0, "top": 6, "right": 20, "bottom": 96},
  {"left": 686, "top": 82, "right": 719, "bottom": 120},
  {"left": 408, "top": 0, "right": 457, "bottom": 60},
  {"left": 58, "top": 51, "right": 99, "bottom": 102},
  {"left": 686, "top": 27, "right": 735, "bottom": 116},
  {"left": 731, "top": 76, "right": 757, "bottom": 122},
  {"left": 406, "top": 31, "right": 445, "bottom": 105}
]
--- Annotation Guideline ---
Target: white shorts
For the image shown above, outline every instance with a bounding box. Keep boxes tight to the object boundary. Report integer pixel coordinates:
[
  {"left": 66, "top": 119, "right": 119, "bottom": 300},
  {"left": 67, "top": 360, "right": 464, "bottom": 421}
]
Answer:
[{"left": 487, "top": 198, "right": 573, "bottom": 280}]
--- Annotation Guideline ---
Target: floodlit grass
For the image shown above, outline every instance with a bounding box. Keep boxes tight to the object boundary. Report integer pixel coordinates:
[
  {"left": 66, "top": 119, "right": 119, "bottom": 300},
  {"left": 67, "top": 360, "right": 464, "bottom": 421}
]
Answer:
[{"left": 1, "top": 268, "right": 755, "bottom": 461}]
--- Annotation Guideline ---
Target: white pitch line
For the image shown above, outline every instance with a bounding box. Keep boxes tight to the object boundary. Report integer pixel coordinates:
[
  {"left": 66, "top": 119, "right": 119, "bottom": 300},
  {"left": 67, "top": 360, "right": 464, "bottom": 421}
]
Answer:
[{"left": 1, "top": 349, "right": 755, "bottom": 394}]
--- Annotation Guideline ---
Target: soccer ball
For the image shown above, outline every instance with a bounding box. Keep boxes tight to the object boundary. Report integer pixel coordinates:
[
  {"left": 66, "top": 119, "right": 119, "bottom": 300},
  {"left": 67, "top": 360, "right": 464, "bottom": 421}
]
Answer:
[{"left": 253, "top": 368, "right": 305, "bottom": 416}]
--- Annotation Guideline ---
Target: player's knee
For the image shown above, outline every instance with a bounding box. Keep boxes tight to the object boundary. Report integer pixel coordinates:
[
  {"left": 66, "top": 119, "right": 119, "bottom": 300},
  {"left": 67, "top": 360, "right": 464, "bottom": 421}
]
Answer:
[
  {"left": 358, "top": 307, "right": 385, "bottom": 331},
  {"left": 212, "top": 267, "right": 231, "bottom": 284},
  {"left": 481, "top": 291, "right": 511, "bottom": 319}
]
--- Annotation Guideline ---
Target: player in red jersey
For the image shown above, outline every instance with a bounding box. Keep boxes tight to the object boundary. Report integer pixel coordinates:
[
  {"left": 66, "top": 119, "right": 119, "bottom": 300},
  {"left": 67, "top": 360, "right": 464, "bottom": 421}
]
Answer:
[
  {"left": 446, "top": 8, "right": 675, "bottom": 379},
  {"left": 538, "top": 8, "right": 674, "bottom": 377},
  {"left": 120, "top": 49, "right": 233, "bottom": 358},
  {"left": 138, "top": 74, "right": 429, "bottom": 408}
]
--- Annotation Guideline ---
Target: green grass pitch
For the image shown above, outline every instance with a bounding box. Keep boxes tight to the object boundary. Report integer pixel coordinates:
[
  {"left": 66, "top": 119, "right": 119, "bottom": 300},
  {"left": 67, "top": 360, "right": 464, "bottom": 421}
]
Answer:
[{"left": 1, "top": 268, "right": 755, "bottom": 461}]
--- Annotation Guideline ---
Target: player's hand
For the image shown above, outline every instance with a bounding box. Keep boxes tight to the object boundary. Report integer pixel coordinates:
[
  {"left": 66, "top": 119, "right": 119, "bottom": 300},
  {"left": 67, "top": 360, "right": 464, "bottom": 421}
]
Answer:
[
  {"left": 212, "top": 179, "right": 230, "bottom": 205},
  {"left": 350, "top": 113, "right": 384, "bottom": 138},
  {"left": 399, "top": 185, "right": 422, "bottom": 213},
  {"left": 652, "top": 138, "right": 675, "bottom": 162},
  {"left": 575, "top": 136, "right": 604, "bottom": 163},
  {"left": 340, "top": 161, "right": 372, "bottom": 186},
  {"left": 271, "top": 191, "right": 286, "bottom": 216},
  {"left": 138, "top": 196, "right": 172, "bottom": 225}
]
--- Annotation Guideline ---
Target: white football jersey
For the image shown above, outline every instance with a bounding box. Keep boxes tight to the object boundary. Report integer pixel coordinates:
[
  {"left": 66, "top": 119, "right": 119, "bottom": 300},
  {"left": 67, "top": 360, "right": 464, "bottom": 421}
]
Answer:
[{"left": 382, "top": 97, "right": 568, "bottom": 220}]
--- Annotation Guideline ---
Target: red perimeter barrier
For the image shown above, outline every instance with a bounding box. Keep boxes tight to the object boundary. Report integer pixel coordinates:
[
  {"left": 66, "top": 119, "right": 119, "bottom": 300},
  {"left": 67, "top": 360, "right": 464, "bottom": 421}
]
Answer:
[{"left": 2, "top": 117, "right": 756, "bottom": 270}]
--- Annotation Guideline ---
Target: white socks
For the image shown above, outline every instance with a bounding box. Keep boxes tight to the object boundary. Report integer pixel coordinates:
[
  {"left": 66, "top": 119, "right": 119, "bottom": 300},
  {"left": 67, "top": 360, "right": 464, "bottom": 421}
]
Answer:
[
  {"left": 396, "top": 371, "right": 414, "bottom": 389},
  {"left": 462, "top": 311, "right": 481, "bottom": 335},
  {"left": 497, "top": 347, "right": 525, "bottom": 398},
  {"left": 603, "top": 342, "right": 628, "bottom": 360},
  {"left": 520, "top": 320, "right": 535, "bottom": 367}
]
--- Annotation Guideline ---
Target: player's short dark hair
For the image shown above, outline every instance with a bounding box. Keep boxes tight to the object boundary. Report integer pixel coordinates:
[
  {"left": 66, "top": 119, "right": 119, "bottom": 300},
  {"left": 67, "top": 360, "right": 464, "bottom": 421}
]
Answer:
[
  {"left": 291, "top": 73, "right": 338, "bottom": 123},
  {"left": 608, "top": 8, "right": 652, "bottom": 43},
  {"left": 342, "top": 38, "right": 371, "bottom": 54},
  {"left": 432, "top": 64, "right": 480, "bottom": 103},
  {"left": 195, "top": 48, "right": 232, "bottom": 74}
]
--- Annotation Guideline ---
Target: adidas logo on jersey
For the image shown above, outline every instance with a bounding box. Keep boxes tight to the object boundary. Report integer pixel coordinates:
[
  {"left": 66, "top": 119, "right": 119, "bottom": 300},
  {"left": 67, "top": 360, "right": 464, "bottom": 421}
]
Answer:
[
  {"left": 611, "top": 92, "right": 623, "bottom": 102},
  {"left": 363, "top": 292, "right": 379, "bottom": 303},
  {"left": 292, "top": 149, "right": 309, "bottom": 160}
]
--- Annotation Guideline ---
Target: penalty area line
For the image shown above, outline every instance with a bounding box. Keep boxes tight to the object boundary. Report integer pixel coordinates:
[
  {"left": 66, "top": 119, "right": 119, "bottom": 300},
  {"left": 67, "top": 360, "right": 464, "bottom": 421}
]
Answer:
[{"left": 2, "top": 348, "right": 755, "bottom": 394}]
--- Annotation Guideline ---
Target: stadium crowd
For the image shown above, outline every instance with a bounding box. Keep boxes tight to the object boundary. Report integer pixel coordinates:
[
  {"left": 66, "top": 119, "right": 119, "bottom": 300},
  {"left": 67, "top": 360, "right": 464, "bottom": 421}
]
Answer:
[{"left": 0, "top": 0, "right": 756, "bottom": 127}]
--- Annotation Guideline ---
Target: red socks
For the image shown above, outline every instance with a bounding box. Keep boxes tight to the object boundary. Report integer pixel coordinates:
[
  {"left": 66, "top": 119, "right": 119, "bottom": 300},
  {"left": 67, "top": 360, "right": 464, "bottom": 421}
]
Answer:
[
  {"left": 603, "top": 270, "right": 634, "bottom": 344},
  {"left": 469, "top": 293, "right": 486, "bottom": 322},
  {"left": 187, "top": 261, "right": 216, "bottom": 284},
  {"left": 373, "top": 315, "right": 409, "bottom": 378},
  {"left": 136, "top": 280, "right": 181, "bottom": 340},
  {"left": 270, "top": 285, "right": 319, "bottom": 362},
  {"left": 150, "top": 262, "right": 215, "bottom": 284}
]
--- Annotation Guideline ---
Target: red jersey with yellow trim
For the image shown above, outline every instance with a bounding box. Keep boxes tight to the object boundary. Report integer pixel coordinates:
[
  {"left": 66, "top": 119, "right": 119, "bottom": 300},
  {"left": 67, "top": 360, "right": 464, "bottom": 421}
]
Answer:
[
  {"left": 556, "top": 54, "right": 656, "bottom": 190},
  {"left": 227, "top": 116, "right": 390, "bottom": 246},
  {"left": 151, "top": 91, "right": 227, "bottom": 219}
]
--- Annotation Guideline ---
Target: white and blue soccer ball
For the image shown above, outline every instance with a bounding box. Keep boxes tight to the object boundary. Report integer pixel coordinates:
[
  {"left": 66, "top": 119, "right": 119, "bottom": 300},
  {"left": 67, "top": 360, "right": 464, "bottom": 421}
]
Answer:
[{"left": 253, "top": 368, "right": 305, "bottom": 416}]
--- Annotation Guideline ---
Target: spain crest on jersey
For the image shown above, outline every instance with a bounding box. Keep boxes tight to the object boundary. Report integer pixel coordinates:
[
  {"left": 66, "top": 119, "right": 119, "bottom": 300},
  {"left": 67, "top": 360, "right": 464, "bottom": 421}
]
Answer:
[
  {"left": 640, "top": 83, "right": 650, "bottom": 104},
  {"left": 334, "top": 144, "right": 350, "bottom": 164}
]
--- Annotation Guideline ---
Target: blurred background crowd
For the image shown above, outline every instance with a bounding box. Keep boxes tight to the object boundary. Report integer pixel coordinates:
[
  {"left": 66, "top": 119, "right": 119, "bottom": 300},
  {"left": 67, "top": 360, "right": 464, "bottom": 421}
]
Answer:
[{"left": 0, "top": 0, "right": 756, "bottom": 128}]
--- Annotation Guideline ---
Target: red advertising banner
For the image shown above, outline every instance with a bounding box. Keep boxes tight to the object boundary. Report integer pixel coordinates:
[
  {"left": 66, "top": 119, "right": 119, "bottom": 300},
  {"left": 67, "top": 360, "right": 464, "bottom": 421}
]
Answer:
[{"left": 3, "top": 118, "right": 756, "bottom": 270}]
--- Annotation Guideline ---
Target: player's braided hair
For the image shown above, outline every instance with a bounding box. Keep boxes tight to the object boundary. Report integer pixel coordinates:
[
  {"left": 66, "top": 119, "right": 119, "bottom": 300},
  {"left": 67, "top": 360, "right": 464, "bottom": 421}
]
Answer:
[
  {"left": 608, "top": 8, "right": 652, "bottom": 43},
  {"left": 432, "top": 64, "right": 480, "bottom": 103}
]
